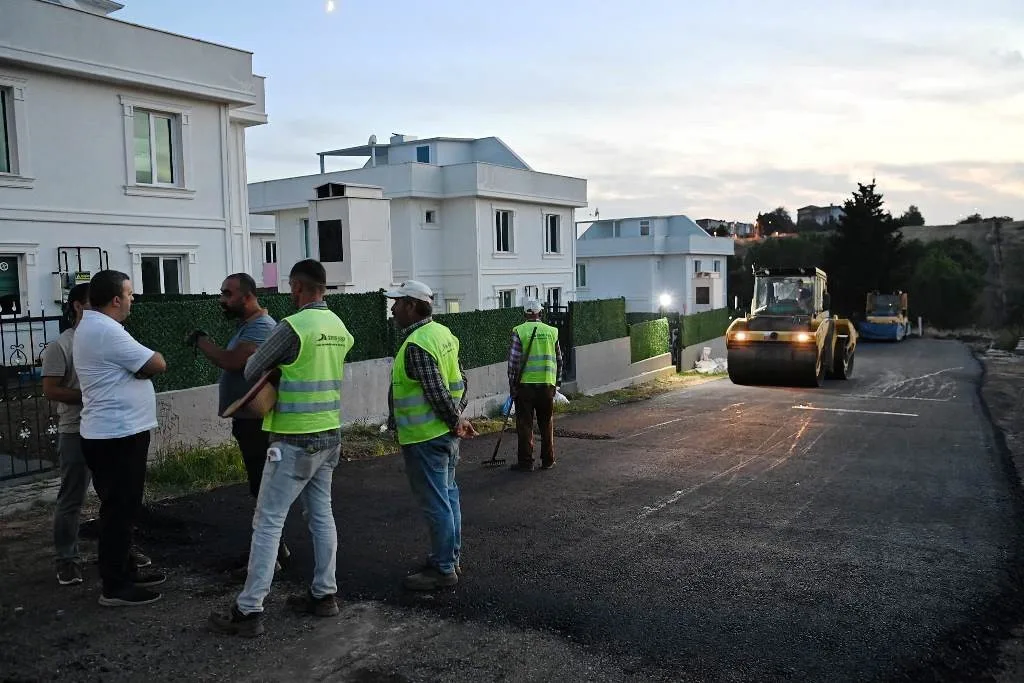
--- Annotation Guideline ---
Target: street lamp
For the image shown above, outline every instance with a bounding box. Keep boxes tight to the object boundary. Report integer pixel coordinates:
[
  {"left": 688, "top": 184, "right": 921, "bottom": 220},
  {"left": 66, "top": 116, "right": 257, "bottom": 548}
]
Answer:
[{"left": 659, "top": 293, "right": 672, "bottom": 309}]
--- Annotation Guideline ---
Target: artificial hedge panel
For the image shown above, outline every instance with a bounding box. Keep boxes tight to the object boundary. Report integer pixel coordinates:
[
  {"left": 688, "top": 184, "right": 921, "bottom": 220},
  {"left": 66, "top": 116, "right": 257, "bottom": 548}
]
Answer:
[
  {"left": 432, "top": 307, "right": 526, "bottom": 369},
  {"left": 680, "top": 308, "right": 731, "bottom": 348},
  {"left": 124, "top": 291, "right": 392, "bottom": 391},
  {"left": 629, "top": 317, "right": 670, "bottom": 363},
  {"left": 572, "top": 298, "right": 628, "bottom": 347}
]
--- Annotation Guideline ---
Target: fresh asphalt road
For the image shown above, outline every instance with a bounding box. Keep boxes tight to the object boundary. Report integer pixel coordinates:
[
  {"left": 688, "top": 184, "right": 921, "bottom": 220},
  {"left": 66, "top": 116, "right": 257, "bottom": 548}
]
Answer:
[{"left": 157, "top": 338, "right": 1024, "bottom": 682}]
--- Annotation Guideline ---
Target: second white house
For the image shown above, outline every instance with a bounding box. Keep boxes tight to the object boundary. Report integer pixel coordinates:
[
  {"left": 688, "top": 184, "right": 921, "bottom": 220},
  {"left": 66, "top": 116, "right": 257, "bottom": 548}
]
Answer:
[
  {"left": 248, "top": 134, "right": 588, "bottom": 312},
  {"left": 576, "top": 214, "right": 735, "bottom": 314}
]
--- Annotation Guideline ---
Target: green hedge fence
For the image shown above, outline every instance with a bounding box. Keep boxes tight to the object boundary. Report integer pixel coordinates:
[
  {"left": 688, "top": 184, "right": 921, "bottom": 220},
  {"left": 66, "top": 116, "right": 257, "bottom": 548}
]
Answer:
[
  {"left": 572, "top": 297, "right": 628, "bottom": 346},
  {"left": 629, "top": 317, "right": 670, "bottom": 363},
  {"left": 124, "top": 291, "right": 389, "bottom": 392},
  {"left": 433, "top": 307, "right": 525, "bottom": 370},
  {"left": 681, "top": 308, "right": 732, "bottom": 348}
]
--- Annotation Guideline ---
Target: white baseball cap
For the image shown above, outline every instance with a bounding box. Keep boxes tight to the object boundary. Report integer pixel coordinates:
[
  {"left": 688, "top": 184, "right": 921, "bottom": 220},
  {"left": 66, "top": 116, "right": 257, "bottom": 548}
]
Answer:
[
  {"left": 524, "top": 298, "right": 543, "bottom": 313},
  {"left": 385, "top": 280, "right": 434, "bottom": 303}
]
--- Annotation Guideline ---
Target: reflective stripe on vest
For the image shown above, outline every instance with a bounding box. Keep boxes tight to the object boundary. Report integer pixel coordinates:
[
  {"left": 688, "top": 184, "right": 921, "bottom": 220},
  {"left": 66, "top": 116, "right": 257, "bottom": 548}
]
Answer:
[
  {"left": 514, "top": 321, "right": 558, "bottom": 385},
  {"left": 391, "top": 321, "right": 464, "bottom": 446},
  {"left": 263, "top": 308, "right": 353, "bottom": 435}
]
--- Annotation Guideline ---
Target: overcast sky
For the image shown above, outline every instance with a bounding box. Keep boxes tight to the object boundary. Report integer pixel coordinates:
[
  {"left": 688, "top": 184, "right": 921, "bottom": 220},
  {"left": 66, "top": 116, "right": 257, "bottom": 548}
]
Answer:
[{"left": 117, "top": 0, "right": 1023, "bottom": 225}]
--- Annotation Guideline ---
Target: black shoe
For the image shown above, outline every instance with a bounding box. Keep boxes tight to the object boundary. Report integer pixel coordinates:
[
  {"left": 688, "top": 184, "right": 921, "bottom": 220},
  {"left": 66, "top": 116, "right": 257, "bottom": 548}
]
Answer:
[
  {"left": 130, "top": 546, "right": 152, "bottom": 568},
  {"left": 509, "top": 462, "right": 534, "bottom": 472},
  {"left": 208, "top": 604, "right": 265, "bottom": 637},
  {"left": 132, "top": 570, "right": 167, "bottom": 588},
  {"left": 540, "top": 461, "right": 556, "bottom": 470},
  {"left": 277, "top": 541, "right": 291, "bottom": 568},
  {"left": 403, "top": 566, "right": 458, "bottom": 591},
  {"left": 56, "top": 561, "right": 83, "bottom": 586},
  {"left": 98, "top": 586, "right": 162, "bottom": 607},
  {"left": 286, "top": 589, "right": 340, "bottom": 617}
]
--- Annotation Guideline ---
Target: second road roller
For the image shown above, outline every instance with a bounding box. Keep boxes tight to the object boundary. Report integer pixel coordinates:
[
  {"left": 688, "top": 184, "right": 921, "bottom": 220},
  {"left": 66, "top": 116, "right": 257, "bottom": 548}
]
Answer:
[{"left": 726, "top": 266, "right": 857, "bottom": 387}]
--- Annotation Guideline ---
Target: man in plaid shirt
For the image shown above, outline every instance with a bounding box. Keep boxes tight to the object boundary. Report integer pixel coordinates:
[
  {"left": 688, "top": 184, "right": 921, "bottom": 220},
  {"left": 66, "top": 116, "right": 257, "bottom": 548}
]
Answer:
[{"left": 387, "top": 280, "right": 477, "bottom": 590}]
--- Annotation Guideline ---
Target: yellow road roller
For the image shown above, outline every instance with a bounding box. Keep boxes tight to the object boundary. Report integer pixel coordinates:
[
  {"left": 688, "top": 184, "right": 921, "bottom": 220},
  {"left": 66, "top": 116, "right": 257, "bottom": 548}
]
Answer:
[{"left": 726, "top": 266, "right": 857, "bottom": 387}]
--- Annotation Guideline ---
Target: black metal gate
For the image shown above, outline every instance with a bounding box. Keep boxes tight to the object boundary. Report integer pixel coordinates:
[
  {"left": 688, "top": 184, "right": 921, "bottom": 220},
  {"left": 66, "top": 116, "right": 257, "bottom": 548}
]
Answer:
[
  {"left": 1, "top": 311, "right": 61, "bottom": 482},
  {"left": 544, "top": 303, "right": 574, "bottom": 381}
]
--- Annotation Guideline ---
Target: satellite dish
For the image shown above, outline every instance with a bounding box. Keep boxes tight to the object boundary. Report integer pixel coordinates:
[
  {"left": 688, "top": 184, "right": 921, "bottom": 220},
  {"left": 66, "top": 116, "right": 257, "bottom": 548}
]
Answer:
[{"left": 368, "top": 134, "right": 377, "bottom": 145}]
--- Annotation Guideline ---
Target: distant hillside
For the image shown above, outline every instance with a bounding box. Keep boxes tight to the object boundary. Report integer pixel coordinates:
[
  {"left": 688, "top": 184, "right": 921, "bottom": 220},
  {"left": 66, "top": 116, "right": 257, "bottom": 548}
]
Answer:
[{"left": 900, "top": 220, "right": 1024, "bottom": 329}]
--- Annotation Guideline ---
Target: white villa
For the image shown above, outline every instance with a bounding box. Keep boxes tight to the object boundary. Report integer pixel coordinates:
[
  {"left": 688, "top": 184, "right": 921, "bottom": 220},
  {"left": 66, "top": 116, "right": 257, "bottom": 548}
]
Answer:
[
  {"left": 0, "top": 0, "right": 267, "bottom": 316},
  {"left": 576, "top": 215, "right": 735, "bottom": 314},
  {"left": 248, "top": 134, "right": 588, "bottom": 312}
]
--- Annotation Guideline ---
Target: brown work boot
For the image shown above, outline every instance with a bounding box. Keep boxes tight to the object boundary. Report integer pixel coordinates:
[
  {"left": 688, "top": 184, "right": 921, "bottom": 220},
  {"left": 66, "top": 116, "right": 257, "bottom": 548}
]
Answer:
[
  {"left": 403, "top": 566, "right": 458, "bottom": 591},
  {"left": 286, "top": 589, "right": 340, "bottom": 617}
]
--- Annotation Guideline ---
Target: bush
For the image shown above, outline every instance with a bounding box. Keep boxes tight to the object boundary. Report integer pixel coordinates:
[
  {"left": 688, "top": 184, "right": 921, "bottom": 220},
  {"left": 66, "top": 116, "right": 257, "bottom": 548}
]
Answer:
[
  {"left": 629, "top": 317, "right": 670, "bottom": 363},
  {"left": 572, "top": 298, "right": 627, "bottom": 346},
  {"left": 124, "top": 291, "right": 391, "bottom": 391},
  {"left": 432, "top": 307, "right": 525, "bottom": 369},
  {"left": 681, "top": 308, "right": 731, "bottom": 347}
]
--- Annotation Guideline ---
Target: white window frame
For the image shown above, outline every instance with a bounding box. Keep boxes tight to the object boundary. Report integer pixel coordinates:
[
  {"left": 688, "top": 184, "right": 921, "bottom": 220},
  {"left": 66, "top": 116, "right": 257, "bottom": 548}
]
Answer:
[
  {"left": 128, "top": 243, "right": 198, "bottom": 294},
  {"left": 0, "top": 74, "right": 33, "bottom": 189},
  {"left": 424, "top": 209, "right": 438, "bottom": 226},
  {"left": 543, "top": 213, "right": 562, "bottom": 255},
  {"left": 120, "top": 95, "right": 194, "bottom": 199},
  {"left": 139, "top": 255, "right": 185, "bottom": 295},
  {"left": 639, "top": 219, "right": 651, "bottom": 236},
  {"left": 576, "top": 263, "right": 587, "bottom": 289},
  {"left": 445, "top": 299, "right": 460, "bottom": 314},
  {"left": 494, "top": 209, "right": 515, "bottom": 256},
  {"left": 713, "top": 259, "right": 721, "bottom": 273},
  {"left": 524, "top": 285, "right": 539, "bottom": 300},
  {"left": 263, "top": 239, "right": 278, "bottom": 264},
  {"left": 694, "top": 259, "right": 703, "bottom": 273},
  {"left": 301, "top": 218, "right": 311, "bottom": 258},
  {"left": 495, "top": 287, "right": 516, "bottom": 309},
  {"left": 545, "top": 286, "right": 563, "bottom": 309},
  {"left": 0, "top": 243, "right": 38, "bottom": 314}
]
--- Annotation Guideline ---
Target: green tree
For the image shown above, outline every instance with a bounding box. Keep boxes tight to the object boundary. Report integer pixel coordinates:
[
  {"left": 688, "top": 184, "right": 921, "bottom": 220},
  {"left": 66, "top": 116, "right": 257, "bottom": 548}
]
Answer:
[
  {"left": 910, "top": 240, "right": 986, "bottom": 329},
  {"left": 958, "top": 213, "right": 983, "bottom": 224},
  {"left": 898, "top": 205, "right": 925, "bottom": 226},
  {"left": 728, "top": 234, "right": 829, "bottom": 311},
  {"left": 756, "top": 207, "right": 796, "bottom": 235},
  {"left": 824, "top": 180, "right": 905, "bottom": 316}
]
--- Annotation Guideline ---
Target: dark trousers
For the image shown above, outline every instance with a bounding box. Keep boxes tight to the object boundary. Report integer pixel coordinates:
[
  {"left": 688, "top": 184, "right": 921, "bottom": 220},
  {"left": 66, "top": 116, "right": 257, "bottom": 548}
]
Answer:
[
  {"left": 53, "top": 433, "right": 90, "bottom": 564},
  {"left": 514, "top": 384, "right": 556, "bottom": 467},
  {"left": 81, "top": 431, "right": 150, "bottom": 594},
  {"left": 232, "top": 419, "right": 270, "bottom": 498}
]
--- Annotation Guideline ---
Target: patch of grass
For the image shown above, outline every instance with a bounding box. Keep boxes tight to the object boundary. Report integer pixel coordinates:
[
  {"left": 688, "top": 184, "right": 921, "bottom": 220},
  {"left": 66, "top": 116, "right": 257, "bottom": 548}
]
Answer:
[
  {"left": 994, "top": 328, "right": 1023, "bottom": 352},
  {"left": 554, "top": 371, "right": 725, "bottom": 415},
  {"left": 147, "top": 441, "right": 247, "bottom": 498}
]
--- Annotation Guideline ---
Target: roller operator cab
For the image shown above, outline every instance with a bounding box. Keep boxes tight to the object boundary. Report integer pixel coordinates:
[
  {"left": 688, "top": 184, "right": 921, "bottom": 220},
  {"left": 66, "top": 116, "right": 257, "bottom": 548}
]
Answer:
[{"left": 726, "top": 266, "right": 857, "bottom": 387}]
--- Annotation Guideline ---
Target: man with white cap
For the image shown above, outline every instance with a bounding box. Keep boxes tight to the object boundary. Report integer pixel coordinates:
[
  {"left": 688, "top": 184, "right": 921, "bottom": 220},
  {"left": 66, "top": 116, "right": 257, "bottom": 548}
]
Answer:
[
  {"left": 386, "top": 279, "right": 478, "bottom": 591},
  {"left": 507, "top": 298, "right": 562, "bottom": 472}
]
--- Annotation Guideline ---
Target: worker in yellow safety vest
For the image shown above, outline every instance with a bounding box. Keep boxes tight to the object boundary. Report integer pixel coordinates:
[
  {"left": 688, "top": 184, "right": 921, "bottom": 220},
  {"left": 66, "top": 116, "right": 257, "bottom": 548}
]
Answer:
[
  {"left": 508, "top": 298, "right": 563, "bottom": 472},
  {"left": 386, "top": 280, "right": 478, "bottom": 591},
  {"left": 209, "top": 259, "right": 354, "bottom": 637}
]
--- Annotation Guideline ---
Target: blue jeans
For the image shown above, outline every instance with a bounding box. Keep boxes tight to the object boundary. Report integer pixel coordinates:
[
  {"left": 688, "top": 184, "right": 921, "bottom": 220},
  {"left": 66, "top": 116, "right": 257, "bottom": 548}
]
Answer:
[
  {"left": 402, "top": 433, "right": 461, "bottom": 574},
  {"left": 236, "top": 441, "right": 340, "bottom": 615}
]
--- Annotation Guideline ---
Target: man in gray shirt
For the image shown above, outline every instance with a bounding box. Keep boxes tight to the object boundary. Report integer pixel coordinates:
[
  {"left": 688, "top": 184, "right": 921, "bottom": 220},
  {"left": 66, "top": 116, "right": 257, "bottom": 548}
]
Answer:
[{"left": 187, "top": 273, "right": 280, "bottom": 576}]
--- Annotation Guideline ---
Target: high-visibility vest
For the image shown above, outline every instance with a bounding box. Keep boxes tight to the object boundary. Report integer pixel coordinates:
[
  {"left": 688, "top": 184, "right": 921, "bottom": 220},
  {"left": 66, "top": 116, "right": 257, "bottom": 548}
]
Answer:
[
  {"left": 514, "top": 321, "right": 558, "bottom": 386},
  {"left": 392, "top": 321, "right": 465, "bottom": 446},
  {"left": 263, "top": 308, "right": 353, "bottom": 434}
]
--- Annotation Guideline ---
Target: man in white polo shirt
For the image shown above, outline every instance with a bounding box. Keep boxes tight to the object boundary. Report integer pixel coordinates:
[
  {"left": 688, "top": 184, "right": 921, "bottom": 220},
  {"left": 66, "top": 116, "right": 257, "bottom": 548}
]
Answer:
[{"left": 73, "top": 270, "right": 168, "bottom": 607}]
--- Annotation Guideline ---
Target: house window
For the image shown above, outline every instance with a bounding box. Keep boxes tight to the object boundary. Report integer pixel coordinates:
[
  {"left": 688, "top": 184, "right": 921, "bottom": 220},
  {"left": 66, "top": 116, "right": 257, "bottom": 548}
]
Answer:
[
  {"left": 639, "top": 220, "right": 650, "bottom": 236},
  {"left": 133, "top": 110, "right": 176, "bottom": 185},
  {"left": 546, "top": 287, "right": 562, "bottom": 308},
  {"left": 425, "top": 210, "right": 437, "bottom": 225},
  {"left": 416, "top": 145, "right": 430, "bottom": 163},
  {"left": 713, "top": 260, "right": 721, "bottom": 273},
  {"left": 301, "top": 219, "right": 311, "bottom": 258},
  {"left": 0, "top": 89, "right": 10, "bottom": 174},
  {"left": 264, "top": 240, "right": 277, "bottom": 264},
  {"left": 495, "top": 210, "right": 513, "bottom": 253},
  {"left": 524, "top": 285, "right": 539, "bottom": 300},
  {"left": 317, "top": 219, "right": 344, "bottom": 262},
  {"left": 694, "top": 259, "right": 703, "bottom": 273},
  {"left": 446, "top": 300, "right": 460, "bottom": 314},
  {"left": 696, "top": 286, "right": 710, "bottom": 305},
  {"left": 544, "top": 214, "right": 561, "bottom": 253},
  {"left": 140, "top": 255, "right": 182, "bottom": 294},
  {"left": 497, "top": 289, "right": 515, "bottom": 308},
  {"left": 576, "top": 263, "right": 587, "bottom": 288},
  {"left": 0, "top": 255, "right": 22, "bottom": 314}
]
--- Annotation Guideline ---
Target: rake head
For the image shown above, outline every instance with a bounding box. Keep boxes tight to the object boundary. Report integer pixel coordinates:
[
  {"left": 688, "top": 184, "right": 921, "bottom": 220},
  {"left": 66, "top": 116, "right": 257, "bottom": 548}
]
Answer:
[{"left": 481, "top": 455, "right": 506, "bottom": 467}]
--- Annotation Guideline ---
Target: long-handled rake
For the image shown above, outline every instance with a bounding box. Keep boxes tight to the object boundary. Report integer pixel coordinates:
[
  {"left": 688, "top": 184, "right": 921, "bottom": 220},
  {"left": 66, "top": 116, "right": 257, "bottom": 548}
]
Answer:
[{"left": 482, "top": 327, "right": 537, "bottom": 468}]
